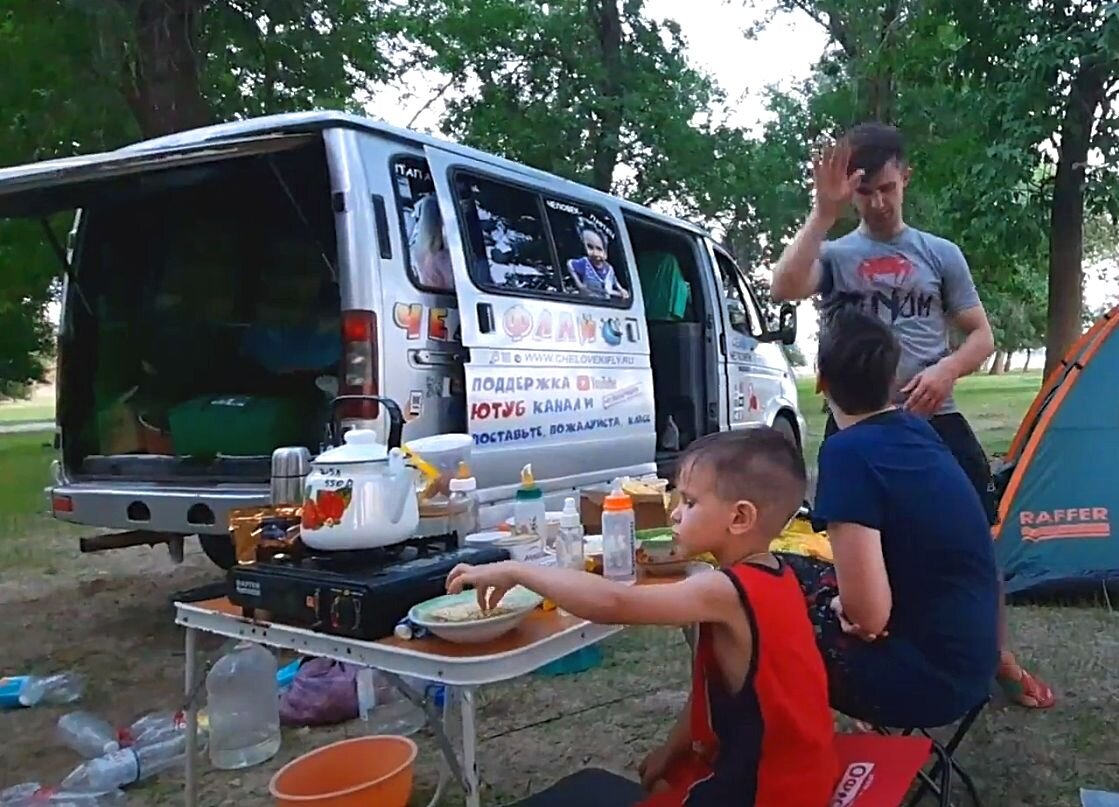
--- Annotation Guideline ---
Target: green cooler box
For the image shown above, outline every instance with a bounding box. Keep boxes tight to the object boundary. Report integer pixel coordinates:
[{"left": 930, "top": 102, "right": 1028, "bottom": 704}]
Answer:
[{"left": 169, "top": 394, "right": 312, "bottom": 458}]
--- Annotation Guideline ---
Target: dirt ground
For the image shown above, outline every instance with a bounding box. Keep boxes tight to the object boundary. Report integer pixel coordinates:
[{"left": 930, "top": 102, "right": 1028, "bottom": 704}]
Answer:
[{"left": 3, "top": 519, "right": 1119, "bottom": 806}]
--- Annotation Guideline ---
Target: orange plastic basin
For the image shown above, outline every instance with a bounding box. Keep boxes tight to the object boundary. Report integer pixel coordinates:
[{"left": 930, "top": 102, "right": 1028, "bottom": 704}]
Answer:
[{"left": 269, "top": 735, "right": 417, "bottom": 807}]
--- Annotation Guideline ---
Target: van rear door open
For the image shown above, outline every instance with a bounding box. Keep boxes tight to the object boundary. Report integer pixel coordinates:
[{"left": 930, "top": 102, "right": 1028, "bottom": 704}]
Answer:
[
  {"left": 421, "top": 145, "right": 657, "bottom": 495},
  {"left": 0, "top": 134, "right": 316, "bottom": 219}
]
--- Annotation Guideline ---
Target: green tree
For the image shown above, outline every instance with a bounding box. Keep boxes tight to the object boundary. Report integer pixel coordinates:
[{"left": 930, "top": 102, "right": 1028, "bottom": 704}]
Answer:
[
  {"left": 741, "top": 0, "right": 1055, "bottom": 371},
  {"left": 783, "top": 343, "right": 808, "bottom": 367},
  {"left": 399, "top": 0, "right": 726, "bottom": 201}
]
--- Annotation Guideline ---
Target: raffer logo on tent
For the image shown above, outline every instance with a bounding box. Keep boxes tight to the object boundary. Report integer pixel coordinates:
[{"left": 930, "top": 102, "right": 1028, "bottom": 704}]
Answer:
[
  {"left": 1019, "top": 507, "right": 1111, "bottom": 542},
  {"left": 829, "top": 762, "right": 875, "bottom": 806}
]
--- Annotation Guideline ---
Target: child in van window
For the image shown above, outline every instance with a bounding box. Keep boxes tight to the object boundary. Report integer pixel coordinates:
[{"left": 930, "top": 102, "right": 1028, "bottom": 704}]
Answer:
[
  {"left": 409, "top": 194, "right": 455, "bottom": 291},
  {"left": 567, "top": 223, "right": 629, "bottom": 300},
  {"left": 446, "top": 429, "right": 838, "bottom": 807}
]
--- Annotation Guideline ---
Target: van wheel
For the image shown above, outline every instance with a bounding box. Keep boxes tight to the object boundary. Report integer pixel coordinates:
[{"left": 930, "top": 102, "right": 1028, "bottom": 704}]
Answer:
[
  {"left": 199, "top": 535, "right": 236, "bottom": 570},
  {"left": 774, "top": 414, "right": 801, "bottom": 457}
]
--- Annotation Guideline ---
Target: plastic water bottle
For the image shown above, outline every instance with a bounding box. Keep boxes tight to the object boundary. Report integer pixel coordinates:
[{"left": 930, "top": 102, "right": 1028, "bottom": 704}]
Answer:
[
  {"left": 18, "top": 673, "right": 85, "bottom": 706},
  {"left": 60, "top": 735, "right": 187, "bottom": 792},
  {"left": 555, "top": 497, "right": 585, "bottom": 571},
  {"left": 601, "top": 484, "right": 636, "bottom": 582},
  {"left": 57, "top": 712, "right": 120, "bottom": 758},
  {"left": 1, "top": 783, "right": 125, "bottom": 806},
  {"left": 205, "top": 641, "right": 281, "bottom": 770}
]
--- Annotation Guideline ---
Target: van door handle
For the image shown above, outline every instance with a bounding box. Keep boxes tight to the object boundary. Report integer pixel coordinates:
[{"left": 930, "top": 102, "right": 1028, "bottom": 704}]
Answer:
[{"left": 477, "top": 303, "right": 494, "bottom": 334}]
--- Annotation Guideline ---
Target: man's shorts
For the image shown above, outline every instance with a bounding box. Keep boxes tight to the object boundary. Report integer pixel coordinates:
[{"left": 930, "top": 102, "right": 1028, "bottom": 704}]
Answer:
[{"left": 823, "top": 411, "right": 998, "bottom": 526}]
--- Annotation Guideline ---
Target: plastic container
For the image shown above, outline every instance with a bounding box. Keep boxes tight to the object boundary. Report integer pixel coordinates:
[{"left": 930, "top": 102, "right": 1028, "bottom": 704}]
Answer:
[
  {"left": 18, "top": 673, "right": 85, "bottom": 707},
  {"left": 61, "top": 735, "right": 188, "bottom": 792},
  {"left": 57, "top": 712, "right": 120, "bottom": 758},
  {"left": 513, "top": 464, "right": 546, "bottom": 540},
  {"left": 447, "top": 463, "right": 479, "bottom": 545},
  {"left": 601, "top": 484, "right": 637, "bottom": 582},
  {"left": 269, "top": 735, "right": 417, "bottom": 807},
  {"left": 554, "top": 497, "right": 585, "bottom": 571},
  {"left": 205, "top": 641, "right": 282, "bottom": 770}
]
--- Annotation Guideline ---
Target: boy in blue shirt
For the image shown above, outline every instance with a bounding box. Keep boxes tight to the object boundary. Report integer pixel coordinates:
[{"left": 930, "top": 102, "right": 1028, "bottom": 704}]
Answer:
[{"left": 784, "top": 307, "right": 1000, "bottom": 727}]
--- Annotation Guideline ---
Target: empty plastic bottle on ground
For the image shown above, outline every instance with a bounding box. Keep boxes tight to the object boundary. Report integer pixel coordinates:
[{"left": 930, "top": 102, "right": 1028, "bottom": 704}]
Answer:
[
  {"left": 18, "top": 673, "right": 85, "bottom": 707},
  {"left": 0, "top": 783, "right": 125, "bottom": 806},
  {"left": 206, "top": 641, "right": 281, "bottom": 770},
  {"left": 57, "top": 712, "right": 119, "bottom": 758},
  {"left": 60, "top": 735, "right": 187, "bottom": 793}
]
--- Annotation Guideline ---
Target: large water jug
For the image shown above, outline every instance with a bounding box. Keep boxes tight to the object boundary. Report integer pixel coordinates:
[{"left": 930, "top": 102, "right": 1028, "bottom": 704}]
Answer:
[{"left": 206, "top": 641, "right": 281, "bottom": 769}]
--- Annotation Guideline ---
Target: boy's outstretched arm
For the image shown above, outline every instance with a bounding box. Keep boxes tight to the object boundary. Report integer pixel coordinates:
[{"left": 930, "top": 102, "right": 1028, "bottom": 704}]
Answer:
[{"left": 445, "top": 561, "right": 739, "bottom": 628}]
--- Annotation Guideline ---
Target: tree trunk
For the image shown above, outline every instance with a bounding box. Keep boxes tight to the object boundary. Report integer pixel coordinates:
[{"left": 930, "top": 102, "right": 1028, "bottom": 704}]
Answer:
[
  {"left": 1044, "top": 62, "right": 1107, "bottom": 376},
  {"left": 989, "top": 350, "right": 1006, "bottom": 375},
  {"left": 587, "top": 0, "right": 623, "bottom": 192},
  {"left": 1023, "top": 348, "right": 1032, "bottom": 372},
  {"left": 1003, "top": 351, "right": 1014, "bottom": 373},
  {"left": 119, "top": 0, "right": 212, "bottom": 138}
]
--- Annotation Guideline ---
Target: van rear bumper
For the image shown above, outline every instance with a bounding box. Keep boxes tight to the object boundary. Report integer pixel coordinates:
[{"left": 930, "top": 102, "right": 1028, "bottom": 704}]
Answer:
[{"left": 47, "top": 482, "right": 270, "bottom": 536}]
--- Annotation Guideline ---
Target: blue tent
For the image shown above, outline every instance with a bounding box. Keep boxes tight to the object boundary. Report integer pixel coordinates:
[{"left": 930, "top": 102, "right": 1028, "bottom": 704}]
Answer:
[{"left": 994, "top": 305, "right": 1119, "bottom": 595}]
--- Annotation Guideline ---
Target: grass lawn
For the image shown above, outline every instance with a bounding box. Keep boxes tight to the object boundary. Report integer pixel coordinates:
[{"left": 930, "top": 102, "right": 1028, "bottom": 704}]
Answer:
[
  {"left": 0, "top": 430, "right": 53, "bottom": 520},
  {"left": 0, "top": 384, "right": 55, "bottom": 424},
  {"left": 0, "top": 400, "right": 54, "bottom": 424},
  {"left": 3, "top": 370, "right": 1118, "bottom": 805}
]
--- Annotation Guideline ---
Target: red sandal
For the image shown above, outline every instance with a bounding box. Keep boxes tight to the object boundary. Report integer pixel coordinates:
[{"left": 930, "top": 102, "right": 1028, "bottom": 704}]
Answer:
[{"left": 997, "top": 652, "right": 1056, "bottom": 709}]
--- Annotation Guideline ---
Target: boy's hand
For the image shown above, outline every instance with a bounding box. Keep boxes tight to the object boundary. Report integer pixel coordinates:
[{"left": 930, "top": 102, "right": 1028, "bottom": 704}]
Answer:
[
  {"left": 638, "top": 743, "right": 676, "bottom": 792},
  {"left": 830, "top": 596, "right": 887, "bottom": 642},
  {"left": 446, "top": 561, "right": 519, "bottom": 612}
]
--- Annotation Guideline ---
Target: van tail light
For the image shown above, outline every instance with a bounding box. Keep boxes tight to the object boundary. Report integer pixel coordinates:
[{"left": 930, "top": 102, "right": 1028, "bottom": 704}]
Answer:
[{"left": 339, "top": 310, "right": 379, "bottom": 420}]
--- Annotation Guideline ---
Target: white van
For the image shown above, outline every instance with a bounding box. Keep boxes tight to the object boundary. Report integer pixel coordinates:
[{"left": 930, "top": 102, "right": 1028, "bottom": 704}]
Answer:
[{"left": 0, "top": 112, "right": 805, "bottom": 568}]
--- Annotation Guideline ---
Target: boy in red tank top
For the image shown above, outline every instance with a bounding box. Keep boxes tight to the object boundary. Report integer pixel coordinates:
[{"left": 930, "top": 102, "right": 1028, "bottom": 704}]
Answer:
[{"left": 447, "top": 429, "right": 838, "bottom": 806}]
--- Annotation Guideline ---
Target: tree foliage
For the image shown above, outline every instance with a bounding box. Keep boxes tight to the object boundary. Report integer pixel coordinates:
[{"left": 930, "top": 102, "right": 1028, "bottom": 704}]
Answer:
[{"left": 398, "top": 0, "right": 727, "bottom": 204}]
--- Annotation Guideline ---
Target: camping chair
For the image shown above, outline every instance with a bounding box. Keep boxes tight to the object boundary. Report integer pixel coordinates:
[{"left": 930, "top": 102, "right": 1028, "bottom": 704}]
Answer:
[
  {"left": 502, "top": 733, "right": 951, "bottom": 807},
  {"left": 871, "top": 698, "right": 988, "bottom": 807}
]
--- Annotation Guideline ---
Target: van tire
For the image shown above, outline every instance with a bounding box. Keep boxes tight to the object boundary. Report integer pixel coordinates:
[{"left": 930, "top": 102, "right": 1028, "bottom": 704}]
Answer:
[
  {"left": 774, "top": 413, "right": 801, "bottom": 457},
  {"left": 199, "top": 534, "right": 236, "bottom": 570}
]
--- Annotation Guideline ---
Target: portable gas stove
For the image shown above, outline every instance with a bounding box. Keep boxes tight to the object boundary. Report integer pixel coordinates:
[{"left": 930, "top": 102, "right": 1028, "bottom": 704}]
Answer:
[{"left": 227, "top": 533, "right": 510, "bottom": 641}]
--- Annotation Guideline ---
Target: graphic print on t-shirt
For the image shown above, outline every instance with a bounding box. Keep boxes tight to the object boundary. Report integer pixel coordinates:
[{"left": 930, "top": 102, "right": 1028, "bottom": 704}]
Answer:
[{"left": 854, "top": 253, "right": 935, "bottom": 324}]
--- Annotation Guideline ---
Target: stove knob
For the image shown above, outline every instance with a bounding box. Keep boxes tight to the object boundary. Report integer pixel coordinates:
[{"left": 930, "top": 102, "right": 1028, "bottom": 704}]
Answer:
[{"left": 334, "top": 595, "right": 360, "bottom": 631}]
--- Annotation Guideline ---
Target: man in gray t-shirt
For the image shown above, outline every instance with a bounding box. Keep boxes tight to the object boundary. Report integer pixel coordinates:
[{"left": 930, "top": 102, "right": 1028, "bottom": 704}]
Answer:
[
  {"left": 818, "top": 226, "right": 981, "bottom": 415},
  {"left": 772, "top": 122, "right": 1056, "bottom": 710}
]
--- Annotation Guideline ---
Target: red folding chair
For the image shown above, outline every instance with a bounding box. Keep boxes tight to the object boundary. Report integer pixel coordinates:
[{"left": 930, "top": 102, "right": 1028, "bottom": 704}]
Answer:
[{"left": 832, "top": 733, "right": 951, "bottom": 807}]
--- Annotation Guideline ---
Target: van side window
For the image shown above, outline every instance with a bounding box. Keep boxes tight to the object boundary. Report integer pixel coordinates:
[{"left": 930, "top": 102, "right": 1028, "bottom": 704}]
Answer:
[
  {"left": 392, "top": 156, "right": 455, "bottom": 293},
  {"left": 452, "top": 172, "right": 562, "bottom": 295},
  {"left": 714, "top": 250, "right": 762, "bottom": 336},
  {"left": 451, "top": 171, "right": 632, "bottom": 307},
  {"left": 543, "top": 199, "right": 631, "bottom": 304}
]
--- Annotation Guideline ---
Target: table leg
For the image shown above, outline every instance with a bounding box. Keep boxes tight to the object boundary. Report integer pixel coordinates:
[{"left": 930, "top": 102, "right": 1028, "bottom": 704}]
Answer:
[
  {"left": 184, "top": 626, "right": 199, "bottom": 807},
  {"left": 425, "top": 692, "right": 452, "bottom": 807},
  {"left": 460, "top": 687, "right": 480, "bottom": 807}
]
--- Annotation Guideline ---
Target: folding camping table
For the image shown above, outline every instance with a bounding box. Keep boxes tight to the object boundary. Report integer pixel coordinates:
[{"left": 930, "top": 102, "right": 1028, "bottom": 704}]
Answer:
[{"left": 174, "top": 598, "right": 625, "bottom": 807}]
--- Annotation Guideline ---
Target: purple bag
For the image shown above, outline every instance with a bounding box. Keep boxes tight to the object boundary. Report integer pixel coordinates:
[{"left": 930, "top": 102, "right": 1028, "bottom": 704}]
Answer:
[{"left": 279, "top": 658, "right": 359, "bottom": 727}]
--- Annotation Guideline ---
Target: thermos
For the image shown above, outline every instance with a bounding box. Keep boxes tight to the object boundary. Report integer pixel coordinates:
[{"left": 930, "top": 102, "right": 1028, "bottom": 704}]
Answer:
[{"left": 270, "top": 447, "right": 312, "bottom": 506}]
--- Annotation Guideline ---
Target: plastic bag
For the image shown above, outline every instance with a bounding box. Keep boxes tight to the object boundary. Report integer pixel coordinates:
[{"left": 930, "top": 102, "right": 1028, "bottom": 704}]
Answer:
[{"left": 279, "top": 659, "right": 360, "bottom": 727}]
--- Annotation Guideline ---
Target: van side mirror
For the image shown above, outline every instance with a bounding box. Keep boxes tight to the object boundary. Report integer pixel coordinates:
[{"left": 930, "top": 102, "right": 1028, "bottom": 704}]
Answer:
[{"left": 759, "top": 303, "right": 797, "bottom": 346}]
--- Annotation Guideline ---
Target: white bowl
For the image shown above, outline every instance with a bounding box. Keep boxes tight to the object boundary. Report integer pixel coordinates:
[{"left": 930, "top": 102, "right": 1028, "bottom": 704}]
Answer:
[{"left": 408, "top": 586, "right": 543, "bottom": 644}]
